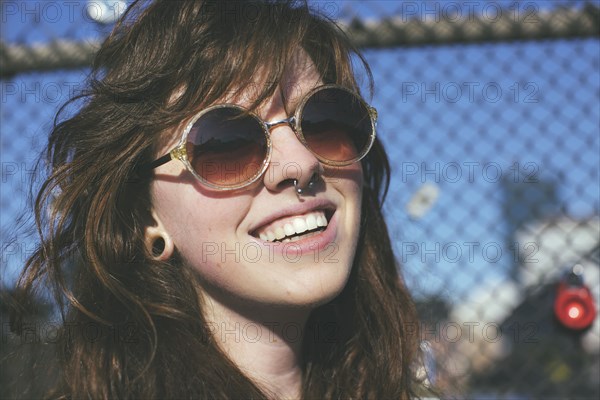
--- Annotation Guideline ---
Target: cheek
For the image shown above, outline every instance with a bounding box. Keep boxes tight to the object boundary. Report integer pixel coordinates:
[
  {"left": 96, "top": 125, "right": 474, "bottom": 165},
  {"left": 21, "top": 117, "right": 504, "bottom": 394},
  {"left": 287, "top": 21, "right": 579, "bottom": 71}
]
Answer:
[
  {"left": 328, "top": 162, "right": 363, "bottom": 254},
  {"left": 324, "top": 160, "right": 362, "bottom": 180},
  {"left": 150, "top": 182, "right": 251, "bottom": 268},
  {"left": 326, "top": 162, "right": 363, "bottom": 208}
]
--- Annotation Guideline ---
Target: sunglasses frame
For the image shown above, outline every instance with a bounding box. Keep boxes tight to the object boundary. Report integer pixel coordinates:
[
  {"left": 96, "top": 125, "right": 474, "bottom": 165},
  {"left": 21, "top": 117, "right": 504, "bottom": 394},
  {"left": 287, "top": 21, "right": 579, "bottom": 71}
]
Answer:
[{"left": 145, "top": 84, "right": 378, "bottom": 190}]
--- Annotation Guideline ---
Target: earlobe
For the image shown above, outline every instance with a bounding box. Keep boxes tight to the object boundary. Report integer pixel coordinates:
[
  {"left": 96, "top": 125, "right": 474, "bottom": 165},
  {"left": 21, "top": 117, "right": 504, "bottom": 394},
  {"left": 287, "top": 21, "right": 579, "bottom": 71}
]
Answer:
[{"left": 144, "top": 210, "right": 174, "bottom": 261}]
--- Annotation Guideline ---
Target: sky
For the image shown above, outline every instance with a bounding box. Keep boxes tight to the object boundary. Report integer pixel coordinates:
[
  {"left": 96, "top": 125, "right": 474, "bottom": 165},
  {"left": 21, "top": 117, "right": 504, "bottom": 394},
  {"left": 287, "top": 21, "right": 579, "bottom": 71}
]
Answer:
[{"left": 1, "top": 1, "right": 599, "bottom": 304}]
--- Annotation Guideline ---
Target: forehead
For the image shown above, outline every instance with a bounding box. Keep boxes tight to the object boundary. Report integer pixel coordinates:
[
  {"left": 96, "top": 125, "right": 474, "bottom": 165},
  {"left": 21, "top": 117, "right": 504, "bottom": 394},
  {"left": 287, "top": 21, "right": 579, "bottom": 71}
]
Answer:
[{"left": 223, "top": 50, "right": 322, "bottom": 111}]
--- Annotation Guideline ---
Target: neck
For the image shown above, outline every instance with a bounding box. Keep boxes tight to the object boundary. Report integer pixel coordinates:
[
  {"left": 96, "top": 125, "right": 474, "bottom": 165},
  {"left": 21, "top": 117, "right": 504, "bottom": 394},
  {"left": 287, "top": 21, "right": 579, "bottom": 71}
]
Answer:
[{"left": 202, "top": 293, "right": 310, "bottom": 399}]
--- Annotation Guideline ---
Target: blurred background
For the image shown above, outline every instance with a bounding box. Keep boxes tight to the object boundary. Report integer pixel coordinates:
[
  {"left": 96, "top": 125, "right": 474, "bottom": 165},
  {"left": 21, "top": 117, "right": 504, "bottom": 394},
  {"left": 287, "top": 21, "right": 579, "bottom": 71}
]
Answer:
[{"left": 1, "top": 1, "right": 599, "bottom": 399}]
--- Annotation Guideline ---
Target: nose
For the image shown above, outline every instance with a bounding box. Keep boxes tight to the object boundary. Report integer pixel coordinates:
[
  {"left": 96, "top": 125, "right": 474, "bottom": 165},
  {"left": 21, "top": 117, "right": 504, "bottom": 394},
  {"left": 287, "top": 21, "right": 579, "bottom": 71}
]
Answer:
[{"left": 263, "top": 122, "right": 323, "bottom": 193}]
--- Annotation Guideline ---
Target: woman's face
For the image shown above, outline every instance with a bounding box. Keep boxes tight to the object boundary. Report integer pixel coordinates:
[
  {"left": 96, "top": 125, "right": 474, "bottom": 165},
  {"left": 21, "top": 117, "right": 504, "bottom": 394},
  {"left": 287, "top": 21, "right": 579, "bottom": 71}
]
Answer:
[{"left": 149, "top": 57, "right": 363, "bottom": 310}]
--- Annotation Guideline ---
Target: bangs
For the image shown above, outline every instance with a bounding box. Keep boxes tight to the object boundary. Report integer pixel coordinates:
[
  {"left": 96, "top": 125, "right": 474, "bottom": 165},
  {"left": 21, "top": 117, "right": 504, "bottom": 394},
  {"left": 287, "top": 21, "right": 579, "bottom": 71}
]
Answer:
[
  {"left": 93, "top": 1, "right": 371, "bottom": 128},
  {"left": 162, "top": 0, "right": 370, "bottom": 117}
]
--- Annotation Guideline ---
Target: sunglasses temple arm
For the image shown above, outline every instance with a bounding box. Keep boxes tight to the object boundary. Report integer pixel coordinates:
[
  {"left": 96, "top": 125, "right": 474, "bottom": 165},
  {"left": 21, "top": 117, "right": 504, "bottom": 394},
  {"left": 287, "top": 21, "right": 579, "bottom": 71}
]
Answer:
[
  {"left": 134, "top": 153, "right": 173, "bottom": 179},
  {"left": 147, "top": 153, "right": 173, "bottom": 169}
]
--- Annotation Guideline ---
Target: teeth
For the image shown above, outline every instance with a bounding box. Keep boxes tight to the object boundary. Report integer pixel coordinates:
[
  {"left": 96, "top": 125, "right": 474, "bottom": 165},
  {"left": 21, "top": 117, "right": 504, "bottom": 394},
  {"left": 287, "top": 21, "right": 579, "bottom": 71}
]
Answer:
[
  {"left": 316, "top": 215, "right": 327, "bottom": 227},
  {"left": 306, "top": 214, "right": 317, "bottom": 230},
  {"left": 275, "top": 227, "right": 285, "bottom": 240},
  {"left": 292, "top": 218, "right": 308, "bottom": 234},
  {"left": 284, "top": 223, "right": 295, "bottom": 236},
  {"left": 256, "top": 211, "right": 329, "bottom": 242}
]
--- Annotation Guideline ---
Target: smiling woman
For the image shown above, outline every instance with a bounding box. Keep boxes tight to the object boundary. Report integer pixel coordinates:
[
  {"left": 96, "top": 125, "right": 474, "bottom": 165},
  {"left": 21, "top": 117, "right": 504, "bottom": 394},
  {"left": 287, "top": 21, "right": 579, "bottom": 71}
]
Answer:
[{"left": 12, "top": 1, "right": 423, "bottom": 399}]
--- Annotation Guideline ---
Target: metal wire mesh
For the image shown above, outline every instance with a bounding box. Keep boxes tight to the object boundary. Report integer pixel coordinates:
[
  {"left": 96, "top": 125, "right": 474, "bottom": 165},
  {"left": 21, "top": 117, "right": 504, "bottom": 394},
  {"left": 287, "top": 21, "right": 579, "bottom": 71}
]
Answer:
[{"left": 1, "top": 1, "right": 599, "bottom": 399}]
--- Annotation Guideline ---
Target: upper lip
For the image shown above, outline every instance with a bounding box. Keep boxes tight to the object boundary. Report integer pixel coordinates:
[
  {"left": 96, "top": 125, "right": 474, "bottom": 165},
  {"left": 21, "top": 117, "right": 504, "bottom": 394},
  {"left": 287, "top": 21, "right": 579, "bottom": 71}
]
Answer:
[{"left": 249, "top": 198, "right": 336, "bottom": 236}]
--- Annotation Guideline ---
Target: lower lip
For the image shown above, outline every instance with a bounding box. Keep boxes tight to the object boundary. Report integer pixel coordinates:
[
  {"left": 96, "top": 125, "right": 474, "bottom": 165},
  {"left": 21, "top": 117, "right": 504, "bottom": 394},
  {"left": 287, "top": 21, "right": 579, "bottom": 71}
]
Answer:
[{"left": 251, "top": 211, "right": 339, "bottom": 260}]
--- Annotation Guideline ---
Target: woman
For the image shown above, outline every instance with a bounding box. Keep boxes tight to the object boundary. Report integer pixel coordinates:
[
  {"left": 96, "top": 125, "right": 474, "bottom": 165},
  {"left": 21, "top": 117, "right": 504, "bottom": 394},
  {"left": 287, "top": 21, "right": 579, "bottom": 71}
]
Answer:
[{"left": 14, "top": 0, "right": 422, "bottom": 398}]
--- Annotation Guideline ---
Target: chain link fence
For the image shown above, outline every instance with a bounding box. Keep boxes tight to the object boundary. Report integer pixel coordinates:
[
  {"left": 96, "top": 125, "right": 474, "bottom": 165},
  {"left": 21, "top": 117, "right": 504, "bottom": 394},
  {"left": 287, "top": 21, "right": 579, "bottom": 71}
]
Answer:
[{"left": 1, "top": 1, "right": 599, "bottom": 399}]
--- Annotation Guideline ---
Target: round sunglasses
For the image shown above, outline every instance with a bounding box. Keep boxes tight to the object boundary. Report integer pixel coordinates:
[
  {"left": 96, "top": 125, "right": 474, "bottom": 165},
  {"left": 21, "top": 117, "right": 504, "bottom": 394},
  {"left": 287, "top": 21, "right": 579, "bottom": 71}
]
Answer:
[{"left": 144, "top": 84, "right": 377, "bottom": 190}]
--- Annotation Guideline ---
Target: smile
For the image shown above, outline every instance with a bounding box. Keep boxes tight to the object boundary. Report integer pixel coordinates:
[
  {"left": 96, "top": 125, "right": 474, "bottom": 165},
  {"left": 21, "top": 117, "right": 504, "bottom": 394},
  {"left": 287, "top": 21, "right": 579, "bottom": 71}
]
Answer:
[{"left": 252, "top": 209, "right": 334, "bottom": 243}]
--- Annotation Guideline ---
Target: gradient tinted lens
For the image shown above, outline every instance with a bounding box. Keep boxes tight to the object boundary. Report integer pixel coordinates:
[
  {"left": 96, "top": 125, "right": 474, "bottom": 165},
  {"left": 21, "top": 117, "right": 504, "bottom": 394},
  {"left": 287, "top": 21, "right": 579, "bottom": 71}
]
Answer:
[
  {"left": 186, "top": 108, "right": 267, "bottom": 187},
  {"left": 300, "top": 87, "right": 373, "bottom": 163}
]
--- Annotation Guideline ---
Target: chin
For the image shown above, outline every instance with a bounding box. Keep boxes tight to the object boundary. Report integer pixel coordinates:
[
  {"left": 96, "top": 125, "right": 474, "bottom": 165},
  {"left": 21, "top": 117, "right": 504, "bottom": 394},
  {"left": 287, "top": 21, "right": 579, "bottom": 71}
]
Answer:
[{"left": 274, "top": 266, "right": 352, "bottom": 308}]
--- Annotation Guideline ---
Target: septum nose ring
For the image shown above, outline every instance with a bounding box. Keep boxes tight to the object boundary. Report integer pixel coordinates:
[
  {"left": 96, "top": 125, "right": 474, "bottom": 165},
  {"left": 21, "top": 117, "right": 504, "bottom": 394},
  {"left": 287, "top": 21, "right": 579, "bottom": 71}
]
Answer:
[{"left": 293, "top": 176, "right": 316, "bottom": 197}]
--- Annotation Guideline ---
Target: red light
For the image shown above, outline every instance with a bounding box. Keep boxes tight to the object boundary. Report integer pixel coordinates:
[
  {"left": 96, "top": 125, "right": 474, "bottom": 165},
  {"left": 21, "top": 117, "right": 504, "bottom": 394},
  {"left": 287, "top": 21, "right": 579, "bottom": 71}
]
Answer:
[
  {"left": 566, "top": 303, "right": 582, "bottom": 319},
  {"left": 554, "top": 282, "right": 597, "bottom": 330}
]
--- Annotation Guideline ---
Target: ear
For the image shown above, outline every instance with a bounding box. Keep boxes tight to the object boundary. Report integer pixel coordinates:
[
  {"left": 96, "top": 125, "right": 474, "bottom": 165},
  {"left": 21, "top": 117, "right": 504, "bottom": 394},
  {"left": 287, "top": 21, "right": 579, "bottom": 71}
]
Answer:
[{"left": 144, "top": 210, "right": 174, "bottom": 261}]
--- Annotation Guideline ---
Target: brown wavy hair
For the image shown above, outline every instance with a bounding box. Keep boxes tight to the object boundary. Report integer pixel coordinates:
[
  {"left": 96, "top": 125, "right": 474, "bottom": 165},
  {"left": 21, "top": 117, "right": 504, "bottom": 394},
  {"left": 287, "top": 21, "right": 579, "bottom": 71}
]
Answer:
[{"left": 12, "top": 0, "right": 422, "bottom": 398}]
